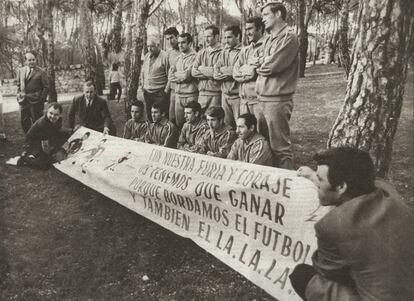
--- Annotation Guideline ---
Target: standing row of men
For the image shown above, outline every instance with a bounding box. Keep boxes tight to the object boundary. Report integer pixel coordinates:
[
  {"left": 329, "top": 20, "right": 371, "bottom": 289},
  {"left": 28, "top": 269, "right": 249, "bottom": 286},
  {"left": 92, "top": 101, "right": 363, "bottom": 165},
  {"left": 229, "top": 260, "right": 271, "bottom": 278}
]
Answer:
[{"left": 141, "top": 2, "right": 298, "bottom": 169}]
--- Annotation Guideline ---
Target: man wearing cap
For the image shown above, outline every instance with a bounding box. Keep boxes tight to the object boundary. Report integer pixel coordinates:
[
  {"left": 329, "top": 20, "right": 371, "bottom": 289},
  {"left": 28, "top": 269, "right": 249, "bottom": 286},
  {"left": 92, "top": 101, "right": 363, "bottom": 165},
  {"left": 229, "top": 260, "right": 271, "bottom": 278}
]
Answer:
[{"left": 253, "top": 2, "right": 299, "bottom": 169}]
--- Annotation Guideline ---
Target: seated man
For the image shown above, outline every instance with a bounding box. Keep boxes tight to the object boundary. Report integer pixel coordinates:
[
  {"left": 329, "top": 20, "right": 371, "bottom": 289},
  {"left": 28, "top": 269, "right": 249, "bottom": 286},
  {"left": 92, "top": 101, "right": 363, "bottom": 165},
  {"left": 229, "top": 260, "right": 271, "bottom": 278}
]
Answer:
[
  {"left": 177, "top": 102, "right": 208, "bottom": 152},
  {"left": 227, "top": 113, "right": 272, "bottom": 166},
  {"left": 290, "top": 147, "right": 414, "bottom": 301},
  {"left": 19, "top": 102, "right": 70, "bottom": 169},
  {"left": 68, "top": 80, "right": 116, "bottom": 135},
  {"left": 123, "top": 101, "right": 148, "bottom": 142},
  {"left": 145, "top": 102, "right": 178, "bottom": 148},
  {"left": 196, "top": 106, "right": 237, "bottom": 158}
]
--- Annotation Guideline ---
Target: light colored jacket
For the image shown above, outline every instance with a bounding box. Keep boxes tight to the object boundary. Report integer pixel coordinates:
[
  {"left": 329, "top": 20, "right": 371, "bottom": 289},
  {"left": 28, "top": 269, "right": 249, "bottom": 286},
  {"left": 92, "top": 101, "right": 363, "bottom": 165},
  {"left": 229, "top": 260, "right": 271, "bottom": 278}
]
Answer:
[
  {"left": 177, "top": 118, "right": 208, "bottom": 151},
  {"left": 196, "top": 124, "right": 237, "bottom": 158},
  {"left": 191, "top": 44, "right": 222, "bottom": 96},
  {"left": 306, "top": 180, "right": 414, "bottom": 301},
  {"left": 255, "top": 25, "right": 299, "bottom": 102},
  {"left": 227, "top": 132, "right": 272, "bottom": 166},
  {"left": 213, "top": 44, "right": 242, "bottom": 96},
  {"left": 141, "top": 50, "right": 170, "bottom": 91},
  {"left": 145, "top": 117, "right": 178, "bottom": 148},
  {"left": 169, "top": 51, "right": 198, "bottom": 96}
]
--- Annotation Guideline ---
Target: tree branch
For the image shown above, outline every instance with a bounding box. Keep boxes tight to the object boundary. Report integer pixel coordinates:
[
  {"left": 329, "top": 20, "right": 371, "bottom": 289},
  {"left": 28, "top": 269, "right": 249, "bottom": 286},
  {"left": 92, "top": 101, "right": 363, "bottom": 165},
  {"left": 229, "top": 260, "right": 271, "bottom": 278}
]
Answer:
[{"left": 149, "top": 0, "right": 165, "bottom": 17}]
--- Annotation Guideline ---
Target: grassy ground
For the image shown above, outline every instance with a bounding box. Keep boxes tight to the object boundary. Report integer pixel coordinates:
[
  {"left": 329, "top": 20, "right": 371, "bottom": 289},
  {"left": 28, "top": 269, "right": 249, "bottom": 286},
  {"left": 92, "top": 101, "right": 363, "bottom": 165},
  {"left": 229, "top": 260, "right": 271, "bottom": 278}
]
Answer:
[{"left": 1, "top": 64, "right": 412, "bottom": 301}]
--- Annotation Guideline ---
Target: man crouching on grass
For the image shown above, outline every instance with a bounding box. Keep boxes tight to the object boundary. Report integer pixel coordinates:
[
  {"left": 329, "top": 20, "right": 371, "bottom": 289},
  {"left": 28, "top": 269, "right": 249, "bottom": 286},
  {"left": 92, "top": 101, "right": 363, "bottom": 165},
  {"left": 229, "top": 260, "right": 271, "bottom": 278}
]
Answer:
[
  {"left": 19, "top": 102, "right": 71, "bottom": 169},
  {"left": 289, "top": 147, "right": 414, "bottom": 301}
]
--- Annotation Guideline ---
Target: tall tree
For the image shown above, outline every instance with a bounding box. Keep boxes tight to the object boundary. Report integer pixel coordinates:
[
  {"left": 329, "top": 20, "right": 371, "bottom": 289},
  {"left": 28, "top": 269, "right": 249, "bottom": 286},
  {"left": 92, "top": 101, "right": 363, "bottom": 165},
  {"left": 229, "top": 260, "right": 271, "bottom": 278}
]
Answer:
[
  {"left": 297, "top": 0, "right": 315, "bottom": 77},
  {"left": 328, "top": 0, "right": 414, "bottom": 178},
  {"left": 337, "top": 0, "right": 351, "bottom": 77}
]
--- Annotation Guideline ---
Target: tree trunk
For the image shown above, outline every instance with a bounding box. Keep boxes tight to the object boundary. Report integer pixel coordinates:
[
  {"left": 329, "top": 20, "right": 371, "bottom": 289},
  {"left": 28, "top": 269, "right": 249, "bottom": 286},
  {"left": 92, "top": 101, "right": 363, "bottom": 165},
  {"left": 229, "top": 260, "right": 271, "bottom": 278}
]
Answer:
[
  {"left": 113, "top": 0, "right": 123, "bottom": 54},
  {"left": 126, "top": 0, "right": 151, "bottom": 103},
  {"left": 43, "top": 0, "right": 57, "bottom": 102},
  {"left": 338, "top": 0, "right": 351, "bottom": 77},
  {"left": 79, "top": 0, "right": 102, "bottom": 94},
  {"left": 95, "top": 45, "right": 105, "bottom": 95},
  {"left": 298, "top": 0, "right": 308, "bottom": 77},
  {"left": 327, "top": 0, "right": 413, "bottom": 178}
]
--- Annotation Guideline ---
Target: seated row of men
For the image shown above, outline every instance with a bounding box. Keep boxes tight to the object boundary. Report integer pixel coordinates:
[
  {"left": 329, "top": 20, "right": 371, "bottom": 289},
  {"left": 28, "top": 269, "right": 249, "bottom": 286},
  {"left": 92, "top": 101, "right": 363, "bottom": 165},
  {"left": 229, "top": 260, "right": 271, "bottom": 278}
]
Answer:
[{"left": 124, "top": 100, "right": 273, "bottom": 166}]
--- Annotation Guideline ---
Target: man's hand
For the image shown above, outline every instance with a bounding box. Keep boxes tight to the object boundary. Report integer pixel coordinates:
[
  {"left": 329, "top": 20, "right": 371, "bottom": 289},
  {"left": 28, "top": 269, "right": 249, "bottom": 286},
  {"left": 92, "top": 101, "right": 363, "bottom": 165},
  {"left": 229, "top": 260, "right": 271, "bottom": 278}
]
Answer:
[
  {"left": 297, "top": 166, "right": 318, "bottom": 185},
  {"left": 103, "top": 127, "right": 110, "bottom": 135}
]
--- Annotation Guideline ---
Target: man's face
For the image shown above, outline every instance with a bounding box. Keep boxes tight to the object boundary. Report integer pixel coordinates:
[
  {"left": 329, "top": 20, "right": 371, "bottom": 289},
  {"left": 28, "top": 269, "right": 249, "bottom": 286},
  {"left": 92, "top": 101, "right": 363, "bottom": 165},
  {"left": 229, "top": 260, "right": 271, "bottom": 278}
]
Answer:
[
  {"left": 83, "top": 85, "right": 95, "bottom": 101},
  {"left": 207, "top": 115, "right": 221, "bottom": 131},
  {"left": 47, "top": 107, "right": 61, "bottom": 124},
  {"left": 25, "top": 53, "right": 36, "bottom": 68},
  {"left": 151, "top": 108, "right": 164, "bottom": 123},
  {"left": 236, "top": 118, "right": 254, "bottom": 140},
  {"left": 204, "top": 29, "right": 218, "bottom": 47},
  {"left": 224, "top": 30, "right": 239, "bottom": 48},
  {"left": 315, "top": 165, "right": 342, "bottom": 206},
  {"left": 178, "top": 37, "right": 190, "bottom": 53},
  {"left": 262, "top": 6, "right": 279, "bottom": 31},
  {"left": 148, "top": 42, "right": 160, "bottom": 56},
  {"left": 165, "top": 34, "right": 178, "bottom": 49},
  {"left": 131, "top": 105, "right": 143, "bottom": 122},
  {"left": 184, "top": 108, "right": 198, "bottom": 124},
  {"left": 245, "top": 22, "right": 261, "bottom": 43}
]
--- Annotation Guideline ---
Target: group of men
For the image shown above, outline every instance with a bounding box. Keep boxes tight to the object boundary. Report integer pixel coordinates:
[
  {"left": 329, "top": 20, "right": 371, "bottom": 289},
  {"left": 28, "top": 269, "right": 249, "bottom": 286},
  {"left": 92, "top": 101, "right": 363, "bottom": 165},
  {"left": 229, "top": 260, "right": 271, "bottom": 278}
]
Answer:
[{"left": 139, "top": 2, "right": 298, "bottom": 169}]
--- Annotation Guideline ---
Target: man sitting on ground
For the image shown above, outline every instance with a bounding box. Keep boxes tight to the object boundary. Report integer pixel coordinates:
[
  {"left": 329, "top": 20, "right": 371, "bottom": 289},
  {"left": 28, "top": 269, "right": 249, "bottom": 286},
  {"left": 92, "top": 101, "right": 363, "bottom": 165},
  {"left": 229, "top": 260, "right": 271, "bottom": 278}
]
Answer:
[
  {"left": 290, "top": 147, "right": 414, "bottom": 301},
  {"left": 196, "top": 106, "right": 237, "bottom": 158},
  {"left": 227, "top": 113, "right": 272, "bottom": 166},
  {"left": 19, "top": 103, "right": 70, "bottom": 169},
  {"left": 123, "top": 101, "right": 148, "bottom": 142},
  {"left": 177, "top": 102, "right": 208, "bottom": 152},
  {"left": 145, "top": 102, "right": 178, "bottom": 148}
]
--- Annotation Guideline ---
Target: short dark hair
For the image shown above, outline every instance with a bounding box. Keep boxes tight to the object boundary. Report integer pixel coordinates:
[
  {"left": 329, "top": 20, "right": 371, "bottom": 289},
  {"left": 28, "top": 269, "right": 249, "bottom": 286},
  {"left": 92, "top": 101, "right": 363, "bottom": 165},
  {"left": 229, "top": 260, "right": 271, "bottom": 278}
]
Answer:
[
  {"left": 112, "top": 63, "right": 119, "bottom": 71},
  {"left": 130, "top": 101, "right": 144, "bottom": 110},
  {"left": 151, "top": 101, "right": 167, "bottom": 114},
  {"left": 164, "top": 27, "right": 179, "bottom": 36},
  {"left": 238, "top": 113, "right": 257, "bottom": 130},
  {"left": 205, "top": 106, "right": 224, "bottom": 119},
  {"left": 184, "top": 101, "right": 201, "bottom": 115},
  {"left": 313, "top": 147, "right": 376, "bottom": 198},
  {"left": 178, "top": 33, "right": 193, "bottom": 44},
  {"left": 262, "top": 2, "right": 287, "bottom": 21},
  {"left": 47, "top": 102, "right": 63, "bottom": 113},
  {"left": 205, "top": 25, "right": 219, "bottom": 36},
  {"left": 84, "top": 80, "right": 96, "bottom": 89},
  {"left": 246, "top": 16, "right": 265, "bottom": 33},
  {"left": 224, "top": 25, "right": 242, "bottom": 38}
]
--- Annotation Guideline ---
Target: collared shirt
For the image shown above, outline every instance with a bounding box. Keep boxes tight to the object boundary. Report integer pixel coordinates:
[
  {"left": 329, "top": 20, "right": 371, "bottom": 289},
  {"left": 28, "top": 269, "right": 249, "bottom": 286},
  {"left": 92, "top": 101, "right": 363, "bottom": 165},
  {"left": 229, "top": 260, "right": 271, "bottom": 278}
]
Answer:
[
  {"left": 123, "top": 117, "right": 149, "bottom": 142},
  {"left": 196, "top": 124, "right": 237, "bottom": 158},
  {"left": 178, "top": 118, "right": 209, "bottom": 152},
  {"left": 227, "top": 132, "right": 272, "bottom": 166},
  {"left": 214, "top": 43, "right": 242, "bottom": 96},
  {"left": 233, "top": 37, "right": 264, "bottom": 103},
  {"left": 141, "top": 50, "right": 170, "bottom": 91},
  {"left": 145, "top": 117, "right": 179, "bottom": 148}
]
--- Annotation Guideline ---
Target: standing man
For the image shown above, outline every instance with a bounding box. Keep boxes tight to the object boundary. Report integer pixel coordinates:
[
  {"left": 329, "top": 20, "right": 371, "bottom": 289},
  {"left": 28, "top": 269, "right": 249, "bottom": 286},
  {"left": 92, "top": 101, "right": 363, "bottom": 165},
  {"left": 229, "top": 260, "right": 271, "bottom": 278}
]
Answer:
[
  {"left": 169, "top": 33, "right": 199, "bottom": 128},
  {"left": 16, "top": 51, "right": 49, "bottom": 133},
  {"left": 123, "top": 101, "right": 148, "bottom": 142},
  {"left": 255, "top": 2, "right": 299, "bottom": 169},
  {"left": 164, "top": 27, "right": 181, "bottom": 124},
  {"left": 214, "top": 25, "right": 242, "bottom": 129},
  {"left": 192, "top": 25, "right": 222, "bottom": 113},
  {"left": 145, "top": 102, "right": 178, "bottom": 148},
  {"left": 69, "top": 81, "right": 116, "bottom": 135},
  {"left": 233, "top": 17, "right": 265, "bottom": 118},
  {"left": 227, "top": 114, "right": 272, "bottom": 166},
  {"left": 196, "top": 106, "right": 237, "bottom": 158},
  {"left": 290, "top": 147, "right": 414, "bottom": 301},
  {"left": 178, "top": 102, "right": 208, "bottom": 152},
  {"left": 141, "top": 38, "right": 170, "bottom": 121}
]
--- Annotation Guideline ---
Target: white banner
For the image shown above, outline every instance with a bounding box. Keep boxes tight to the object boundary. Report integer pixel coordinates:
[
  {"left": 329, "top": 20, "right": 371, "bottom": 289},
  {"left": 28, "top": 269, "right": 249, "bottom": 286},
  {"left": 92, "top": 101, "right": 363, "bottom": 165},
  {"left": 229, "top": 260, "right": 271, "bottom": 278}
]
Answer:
[{"left": 55, "top": 127, "right": 329, "bottom": 300}]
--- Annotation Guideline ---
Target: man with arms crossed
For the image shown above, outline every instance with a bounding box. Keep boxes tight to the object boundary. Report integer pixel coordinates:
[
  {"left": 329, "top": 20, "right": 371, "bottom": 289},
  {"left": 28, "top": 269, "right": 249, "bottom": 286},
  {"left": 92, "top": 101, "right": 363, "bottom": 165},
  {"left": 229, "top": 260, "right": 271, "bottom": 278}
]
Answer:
[
  {"left": 177, "top": 102, "right": 208, "bottom": 152},
  {"left": 214, "top": 25, "right": 242, "bottom": 129},
  {"left": 254, "top": 2, "right": 299, "bottom": 169},
  {"left": 290, "top": 147, "right": 414, "bottom": 301},
  {"left": 192, "top": 25, "right": 222, "bottom": 113},
  {"left": 227, "top": 113, "right": 272, "bottom": 166},
  {"left": 123, "top": 101, "right": 148, "bottom": 142},
  {"left": 145, "top": 102, "right": 178, "bottom": 148},
  {"left": 196, "top": 106, "right": 237, "bottom": 158},
  {"left": 169, "top": 33, "right": 198, "bottom": 128},
  {"left": 164, "top": 27, "right": 180, "bottom": 123}
]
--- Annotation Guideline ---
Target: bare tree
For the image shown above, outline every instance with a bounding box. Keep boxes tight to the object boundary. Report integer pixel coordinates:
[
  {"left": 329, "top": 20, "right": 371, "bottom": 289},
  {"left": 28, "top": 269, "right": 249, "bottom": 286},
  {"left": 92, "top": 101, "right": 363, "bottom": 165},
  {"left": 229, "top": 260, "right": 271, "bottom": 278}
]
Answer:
[
  {"left": 338, "top": 0, "right": 351, "bottom": 77},
  {"left": 328, "top": 0, "right": 414, "bottom": 178}
]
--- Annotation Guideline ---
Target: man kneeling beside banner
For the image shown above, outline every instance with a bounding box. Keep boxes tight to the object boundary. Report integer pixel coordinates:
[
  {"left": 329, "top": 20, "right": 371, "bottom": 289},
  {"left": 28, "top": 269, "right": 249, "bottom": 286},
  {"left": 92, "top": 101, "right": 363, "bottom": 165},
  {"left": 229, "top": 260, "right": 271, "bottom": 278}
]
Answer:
[{"left": 55, "top": 127, "right": 329, "bottom": 301}]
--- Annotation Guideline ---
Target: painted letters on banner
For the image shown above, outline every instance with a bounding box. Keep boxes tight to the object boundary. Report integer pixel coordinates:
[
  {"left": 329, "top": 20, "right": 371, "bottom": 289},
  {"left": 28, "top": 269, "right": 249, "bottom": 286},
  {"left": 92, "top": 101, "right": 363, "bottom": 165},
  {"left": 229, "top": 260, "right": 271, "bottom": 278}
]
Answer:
[{"left": 55, "top": 127, "right": 329, "bottom": 301}]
